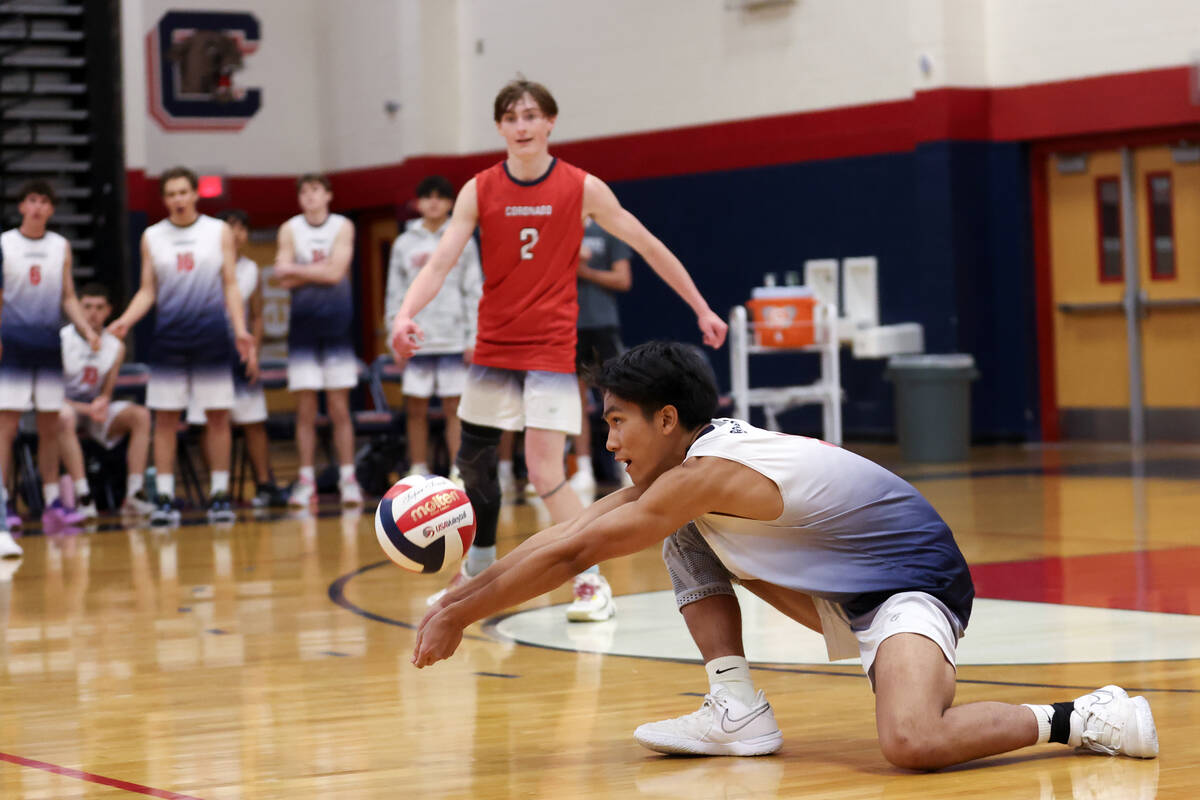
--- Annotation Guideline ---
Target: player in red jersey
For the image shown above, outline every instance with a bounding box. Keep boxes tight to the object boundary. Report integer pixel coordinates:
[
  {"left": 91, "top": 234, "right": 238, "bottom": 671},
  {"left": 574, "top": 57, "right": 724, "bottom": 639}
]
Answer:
[{"left": 391, "top": 79, "right": 726, "bottom": 620}]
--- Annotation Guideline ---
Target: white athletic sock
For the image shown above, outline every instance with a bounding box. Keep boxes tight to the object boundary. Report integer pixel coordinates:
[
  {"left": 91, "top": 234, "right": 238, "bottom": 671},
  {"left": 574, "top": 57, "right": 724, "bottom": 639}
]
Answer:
[
  {"left": 1023, "top": 704, "right": 1054, "bottom": 745},
  {"left": 43, "top": 482, "right": 60, "bottom": 505},
  {"left": 210, "top": 470, "right": 230, "bottom": 495},
  {"left": 465, "top": 544, "right": 496, "bottom": 577},
  {"left": 575, "top": 458, "right": 594, "bottom": 480},
  {"left": 299, "top": 466, "right": 315, "bottom": 483},
  {"left": 127, "top": 473, "right": 144, "bottom": 497},
  {"left": 159, "top": 473, "right": 175, "bottom": 499},
  {"left": 75, "top": 478, "right": 91, "bottom": 499},
  {"left": 705, "top": 655, "right": 757, "bottom": 706},
  {"left": 339, "top": 464, "right": 356, "bottom": 484},
  {"left": 409, "top": 462, "right": 429, "bottom": 475},
  {"left": 498, "top": 460, "right": 513, "bottom": 480}
]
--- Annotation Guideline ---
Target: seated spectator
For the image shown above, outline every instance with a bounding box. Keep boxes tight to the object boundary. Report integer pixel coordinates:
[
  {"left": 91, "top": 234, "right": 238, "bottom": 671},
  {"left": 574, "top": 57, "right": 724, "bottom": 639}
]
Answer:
[{"left": 58, "top": 283, "right": 154, "bottom": 517}]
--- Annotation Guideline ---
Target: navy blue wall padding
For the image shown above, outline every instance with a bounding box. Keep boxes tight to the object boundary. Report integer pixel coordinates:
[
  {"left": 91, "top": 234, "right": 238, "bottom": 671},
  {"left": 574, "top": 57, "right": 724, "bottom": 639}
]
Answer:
[{"left": 606, "top": 141, "right": 1038, "bottom": 441}]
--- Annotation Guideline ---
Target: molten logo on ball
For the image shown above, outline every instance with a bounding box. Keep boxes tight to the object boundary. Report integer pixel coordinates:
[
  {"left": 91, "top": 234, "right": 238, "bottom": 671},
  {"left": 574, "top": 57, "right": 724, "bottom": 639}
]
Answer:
[{"left": 410, "top": 490, "right": 459, "bottom": 522}]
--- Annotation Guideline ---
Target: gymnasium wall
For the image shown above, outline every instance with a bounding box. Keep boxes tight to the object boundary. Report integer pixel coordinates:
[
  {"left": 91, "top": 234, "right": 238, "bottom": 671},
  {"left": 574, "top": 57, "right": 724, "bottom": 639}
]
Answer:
[
  {"left": 117, "top": 0, "right": 1200, "bottom": 440},
  {"left": 121, "top": 0, "right": 1200, "bottom": 176}
]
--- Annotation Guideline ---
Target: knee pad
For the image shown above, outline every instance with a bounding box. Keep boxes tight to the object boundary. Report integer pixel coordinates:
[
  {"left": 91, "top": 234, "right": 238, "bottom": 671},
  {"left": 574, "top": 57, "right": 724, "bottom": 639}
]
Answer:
[
  {"left": 662, "top": 523, "right": 736, "bottom": 610},
  {"left": 455, "top": 422, "right": 502, "bottom": 548}
]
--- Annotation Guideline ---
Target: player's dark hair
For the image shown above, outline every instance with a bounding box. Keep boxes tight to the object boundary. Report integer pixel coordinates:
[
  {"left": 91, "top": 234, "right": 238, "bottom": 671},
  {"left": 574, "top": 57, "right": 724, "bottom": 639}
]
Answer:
[
  {"left": 159, "top": 166, "right": 198, "bottom": 193},
  {"left": 493, "top": 78, "right": 558, "bottom": 122},
  {"left": 78, "top": 282, "right": 110, "bottom": 301},
  {"left": 218, "top": 208, "right": 250, "bottom": 228},
  {"left": 595, "top": 341, "right": 719, "bottom": 431},
  {"left": 296, "top": 172, "right": 332, "bottom": 192},
  {"left": 17, "top": 179, "right": 56, "bottom": 206},
  {"left": 416, "top": 175, "right": 455, "bottom": 199}
]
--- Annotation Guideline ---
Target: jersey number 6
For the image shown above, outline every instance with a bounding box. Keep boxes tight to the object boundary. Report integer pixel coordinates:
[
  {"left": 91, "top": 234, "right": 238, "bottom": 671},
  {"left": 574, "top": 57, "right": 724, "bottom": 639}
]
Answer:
[
  {"left": 519, "top": 227, "right": 539, "bottom": 260},
  {"left": 29, "top": 264, "right": 41, "bottom": 285}
]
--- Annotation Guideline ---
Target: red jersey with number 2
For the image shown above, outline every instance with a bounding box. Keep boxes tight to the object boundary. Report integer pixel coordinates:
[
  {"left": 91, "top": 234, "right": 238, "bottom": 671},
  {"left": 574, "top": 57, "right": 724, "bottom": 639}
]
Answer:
[{"left": 473, "top": 158, "right": 586, "bottom": 373}]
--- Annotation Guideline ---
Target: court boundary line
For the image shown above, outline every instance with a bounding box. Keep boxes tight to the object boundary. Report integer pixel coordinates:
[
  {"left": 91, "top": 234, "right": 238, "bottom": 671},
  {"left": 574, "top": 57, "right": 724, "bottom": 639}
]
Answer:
[
  {"left": 0, "top": 751, "right": 205, "bottom": 799},
  {"left": 330, "top": 562, "right": 1200, "bottom": 695}
]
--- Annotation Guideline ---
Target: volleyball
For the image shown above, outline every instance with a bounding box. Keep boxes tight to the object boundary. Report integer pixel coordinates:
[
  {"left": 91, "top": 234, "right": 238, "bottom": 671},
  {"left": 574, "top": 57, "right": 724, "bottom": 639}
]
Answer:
[{"left": 374, "top": 475, "right": 475, "bottom": 574}]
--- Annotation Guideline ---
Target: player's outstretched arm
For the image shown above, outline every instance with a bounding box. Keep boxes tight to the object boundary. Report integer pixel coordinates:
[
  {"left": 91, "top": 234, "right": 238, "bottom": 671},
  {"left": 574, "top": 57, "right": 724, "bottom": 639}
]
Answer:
[
  {"left": 423, "top": 485, "right": 643, "bottom": 620},
  {"left": 582, "top": 174, "right": 728, "bottom": 349},
  {"left": 413, "top": 470, "right": 716, "bottom": 668},
  {"left": 390, "top": 180, "right": 480, "bottom": 358},
  {"left": 108, "top": 235, "right": 158, "bottom": 339}
]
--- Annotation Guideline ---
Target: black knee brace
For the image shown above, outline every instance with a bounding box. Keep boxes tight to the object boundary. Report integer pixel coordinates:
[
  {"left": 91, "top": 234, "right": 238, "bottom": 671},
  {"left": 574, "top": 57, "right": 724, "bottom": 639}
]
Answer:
[{"left": 455, "top": 422, "right": 502, "bottom": 549}]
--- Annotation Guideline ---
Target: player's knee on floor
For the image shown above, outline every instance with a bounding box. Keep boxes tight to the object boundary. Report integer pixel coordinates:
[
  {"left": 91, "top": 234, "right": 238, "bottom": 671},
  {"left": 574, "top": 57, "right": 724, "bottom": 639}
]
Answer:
[
  {"left": 663, "top": 523, "right": 736, "bottom": 609},
  {"left": 875, "top": 706, "right": 956, "bottom": 771},
  {"left": 877, "top": 728, "right": 945, "bottom": 771},
  {"left": 456, "top": 422, "right": 502, "bottom": 505}
]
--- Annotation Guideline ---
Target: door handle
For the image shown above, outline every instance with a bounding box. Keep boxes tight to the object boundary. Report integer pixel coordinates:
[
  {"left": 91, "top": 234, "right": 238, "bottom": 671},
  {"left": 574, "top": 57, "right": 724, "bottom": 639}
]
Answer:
[
  {"left": 1057, "top": 301, "right": 1123, "bottom": 313},
  {"left": 1142, "top": 297, "right": 1200, "bottom": 310}
]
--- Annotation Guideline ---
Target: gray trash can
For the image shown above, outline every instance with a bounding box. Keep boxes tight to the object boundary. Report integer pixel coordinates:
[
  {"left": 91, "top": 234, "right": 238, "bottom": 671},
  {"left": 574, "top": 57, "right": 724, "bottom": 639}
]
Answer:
[{"left": 884, "top": 354, "right": 979, "bottom": 463}]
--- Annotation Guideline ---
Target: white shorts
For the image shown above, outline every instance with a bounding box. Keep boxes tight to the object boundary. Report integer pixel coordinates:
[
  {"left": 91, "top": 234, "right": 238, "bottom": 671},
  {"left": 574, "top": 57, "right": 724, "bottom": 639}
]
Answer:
[
  {"left": 77, "top": 399, "right": 134, "bottom": 450},
  {"left": 147, "top": 364, "right": 234, "bottom": 412},
  {"left": 815, "top": 591, "right": 963, "bottom": 690},
  {"left": 0, "top": 366, "right": 64, "bottom": 412},
  {"left": 403, "top": 354, "right": 467, "bottom": 399},
  {"left": 457, "top": 364, "right": 581, "bottom": 435},
  {"left": 185, "top": 381, "right": 267, "bottom": 426},
  {"left": 287, "top": 350, "right": 357, "bottom": 392}
]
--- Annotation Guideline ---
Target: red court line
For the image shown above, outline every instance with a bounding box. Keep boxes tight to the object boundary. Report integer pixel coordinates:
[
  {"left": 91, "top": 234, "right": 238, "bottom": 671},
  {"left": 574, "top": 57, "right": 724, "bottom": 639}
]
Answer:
[{"left": 0, "top": 752, "right": 204, "bottom": 799}]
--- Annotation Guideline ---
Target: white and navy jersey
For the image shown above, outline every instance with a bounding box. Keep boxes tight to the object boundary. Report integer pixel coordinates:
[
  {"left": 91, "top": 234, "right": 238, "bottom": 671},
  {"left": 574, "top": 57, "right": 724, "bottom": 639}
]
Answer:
[
  {"left": 685, "top": 418, "right": 974, "bottom": 627},
  {"left": 0, "top": 228, "right": 68, "bottom": 362},
  {"left": 286, "top": 213, "right": 352, "bottom": 345},
  {"left": 144, "top": 215, "right": 229, "bottom": 350},
  {"left": 61, "top": 325, "right": 121, "bottom": 402}
]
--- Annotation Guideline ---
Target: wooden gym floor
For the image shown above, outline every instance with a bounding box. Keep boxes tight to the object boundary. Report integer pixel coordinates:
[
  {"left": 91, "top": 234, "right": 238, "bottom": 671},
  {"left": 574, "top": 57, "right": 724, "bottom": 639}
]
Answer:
[{"left": 0, "top": 442, "right": 1196, "bottom": 798}]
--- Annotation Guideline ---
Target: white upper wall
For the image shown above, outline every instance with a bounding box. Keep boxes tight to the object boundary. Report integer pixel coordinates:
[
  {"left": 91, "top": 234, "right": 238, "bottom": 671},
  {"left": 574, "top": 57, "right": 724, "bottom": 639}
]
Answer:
[
  {"left": 985, "top": 0, "right": 1200, "bottom": 87},
  {"left": 121, "top": 0, "right": 1200, "bottom": 175},
  {"left": 455, "top": 0, "right": 915, "bottom": 151},
  {"left": 314, "top": 1, "right": 407, "bottom": 172}
]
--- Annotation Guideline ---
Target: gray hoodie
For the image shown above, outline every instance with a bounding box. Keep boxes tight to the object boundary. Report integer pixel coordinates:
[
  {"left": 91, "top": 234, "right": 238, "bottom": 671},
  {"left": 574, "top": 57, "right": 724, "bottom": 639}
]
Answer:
[{"left": 385, "top": 218, "right": 483, "bottom": 355}]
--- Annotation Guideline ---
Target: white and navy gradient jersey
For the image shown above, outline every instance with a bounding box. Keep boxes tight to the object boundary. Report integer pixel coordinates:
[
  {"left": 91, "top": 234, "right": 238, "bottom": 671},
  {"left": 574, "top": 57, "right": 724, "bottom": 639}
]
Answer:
[
  {"left": 685, "top": 418, "right": 974, "bottom": 628},
  {"left": 0, "top": 228, "right": 68, "bottom": 364},
  {"left": 144, "top": 215, "right": 229, "bottom": 355},
  {"left": 286, "top": 213, "right": 352, "bottom": 347},
  {"left": 61, "top": 325, "right": 121, "bottom": 402}
]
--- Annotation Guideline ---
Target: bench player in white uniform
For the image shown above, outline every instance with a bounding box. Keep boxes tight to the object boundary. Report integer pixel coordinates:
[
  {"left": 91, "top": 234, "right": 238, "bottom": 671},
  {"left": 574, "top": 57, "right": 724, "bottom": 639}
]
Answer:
[
  {"left": 412, "top": 341, "right": 1159, "bottom": 769},
  {"left": 58, "top": 283, "right": 154, "bottom": 518},
  {"left": 385, "top": 175, "right": 482, "bottom": 483},
  {"left": 273, "top": 173, "right": 362, "bottom": 508},
  {"left": 185, "top": 209, "right": 284, "bottom": 508},
  {"left": 0, "top": 179, "right": 99, "bottom": 529},
  {"left": 108, "top": 167, "right": 254, "bottom": 526}
]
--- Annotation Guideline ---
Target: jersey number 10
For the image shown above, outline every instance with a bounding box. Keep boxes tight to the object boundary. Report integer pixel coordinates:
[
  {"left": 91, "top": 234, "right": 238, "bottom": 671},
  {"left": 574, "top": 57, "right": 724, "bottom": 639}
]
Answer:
[{"left": 176, "top": 252, "right": 195, "bottom": 273}]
